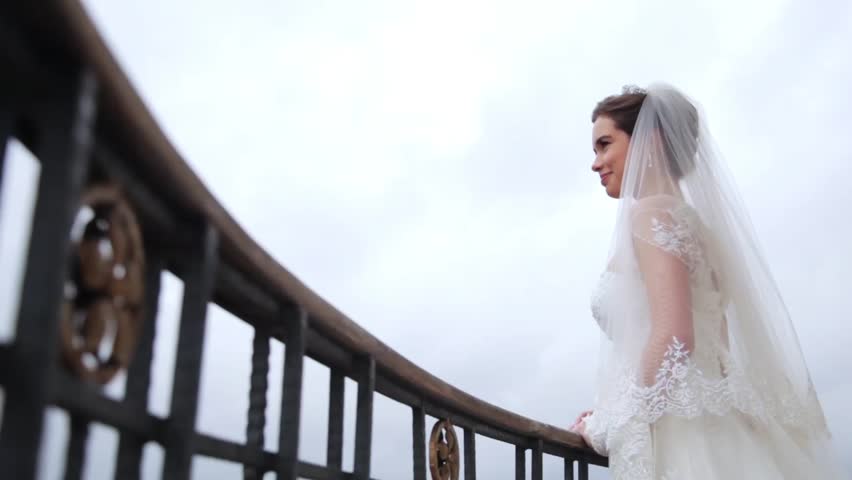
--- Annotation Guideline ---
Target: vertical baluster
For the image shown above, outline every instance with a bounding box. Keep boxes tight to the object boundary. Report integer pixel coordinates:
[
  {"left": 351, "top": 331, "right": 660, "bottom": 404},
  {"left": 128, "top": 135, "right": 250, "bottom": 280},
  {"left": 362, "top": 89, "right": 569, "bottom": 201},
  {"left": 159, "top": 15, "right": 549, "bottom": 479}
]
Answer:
[
  {"left": 0, "top": 109, "right": 11, "bottom": 195},
  {"left": 412, "top": 406, "right": 426, "bottom": 480},
  {"left": 244, "top": 329, "right": 270, "bottom": 480},
  {"left": 276, "top": 307, "right": 307, "bottom": 480},
  {"left": 162, "top": 225, "right": 219, "bottom": 480},
  {"left": 563, "top": 457, "right": 574, "bottom": 480},
  {"left": 0, "top": 69, "right": 97, "bottom": 480},
  {"left": 578, "top": 459, "right": 589, "bottom": 480},
  {"left": 515, "top": 445, "right": 526, "bottom": 480},
  {"left": 63, "top": 415, "right": 89, "bottom": 480},
  {"left": 464, "top": 427, "right": 476, "bottom": 480},
  {"left": 353, "top": 356, "right": 374, "bottom": 480},
  {"left": 326, "top": 368, "right": 344, "bottom": 470},
  {"left": 115, "top": 252, "right": 164, "bottom": 480},
  {"left": 531, "top": 439, "right": 543, "bottom": 480}
]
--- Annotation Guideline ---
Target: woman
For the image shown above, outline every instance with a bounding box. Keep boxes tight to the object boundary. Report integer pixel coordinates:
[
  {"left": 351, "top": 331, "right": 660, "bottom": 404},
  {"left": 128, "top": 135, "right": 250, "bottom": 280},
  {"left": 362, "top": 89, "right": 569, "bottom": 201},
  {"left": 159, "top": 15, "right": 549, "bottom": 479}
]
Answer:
[{"left": 569, "top": 84, "right": 847, "bottom": 479}]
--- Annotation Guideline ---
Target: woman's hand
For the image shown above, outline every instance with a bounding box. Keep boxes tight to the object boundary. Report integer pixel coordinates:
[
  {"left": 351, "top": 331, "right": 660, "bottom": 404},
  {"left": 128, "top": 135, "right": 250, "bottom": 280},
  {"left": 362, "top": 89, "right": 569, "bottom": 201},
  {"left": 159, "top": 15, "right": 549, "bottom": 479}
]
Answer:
[
  {"left": 571, "top": 416, "right": 595, "bottom": 448},
  {"left": 569, "top": 410, "right": 595, "bottom": 448},
  {"left": 569, "top": 410, "right": 593, "bottom": 432}
]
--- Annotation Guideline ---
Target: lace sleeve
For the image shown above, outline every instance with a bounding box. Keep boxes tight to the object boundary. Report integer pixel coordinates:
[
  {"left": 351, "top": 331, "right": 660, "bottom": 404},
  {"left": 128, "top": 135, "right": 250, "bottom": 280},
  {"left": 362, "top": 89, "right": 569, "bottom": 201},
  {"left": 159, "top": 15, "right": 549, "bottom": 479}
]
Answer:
[
  {"left": 581, "top": 411, "right": 609, "bottom": 456},
  {"left": 631, "top": 205, "right": 703, "bottom": 272},
  {"left": 631, "top": 204, "right": 697, "bottom": 386}
]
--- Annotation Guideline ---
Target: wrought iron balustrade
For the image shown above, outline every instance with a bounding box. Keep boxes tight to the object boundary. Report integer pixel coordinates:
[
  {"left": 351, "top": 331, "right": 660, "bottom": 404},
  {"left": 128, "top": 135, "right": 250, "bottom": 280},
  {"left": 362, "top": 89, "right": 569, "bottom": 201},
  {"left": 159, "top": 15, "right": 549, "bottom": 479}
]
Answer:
[{"left": 0, "top": 2, "right": 608, "bottom": 479}]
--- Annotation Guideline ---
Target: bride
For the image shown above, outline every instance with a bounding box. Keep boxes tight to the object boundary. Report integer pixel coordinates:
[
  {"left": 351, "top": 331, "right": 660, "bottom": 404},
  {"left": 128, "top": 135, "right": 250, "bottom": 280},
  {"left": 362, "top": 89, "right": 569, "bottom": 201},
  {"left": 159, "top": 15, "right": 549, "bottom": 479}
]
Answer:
[{"left": 568, "top": 84, "right": 847, "bottom": 479}]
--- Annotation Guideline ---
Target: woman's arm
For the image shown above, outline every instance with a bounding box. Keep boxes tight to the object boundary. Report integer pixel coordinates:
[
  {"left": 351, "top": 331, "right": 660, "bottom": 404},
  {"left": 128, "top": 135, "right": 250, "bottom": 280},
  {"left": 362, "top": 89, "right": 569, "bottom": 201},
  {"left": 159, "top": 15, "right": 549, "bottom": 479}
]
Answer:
[{"left": 632, "top": 208, "right": 696, "bottom": 387}]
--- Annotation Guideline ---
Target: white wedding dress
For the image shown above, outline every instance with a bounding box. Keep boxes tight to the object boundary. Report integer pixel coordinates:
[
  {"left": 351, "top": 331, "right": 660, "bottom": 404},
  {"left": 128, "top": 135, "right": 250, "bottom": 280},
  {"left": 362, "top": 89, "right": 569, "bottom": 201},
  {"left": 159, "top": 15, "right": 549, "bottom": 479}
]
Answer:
[
  {"left": 579, "top": 83, "right": 847, "bottom": 479},
  {"left": 583, "top": 198, "right": 846, "bottom": 479}
]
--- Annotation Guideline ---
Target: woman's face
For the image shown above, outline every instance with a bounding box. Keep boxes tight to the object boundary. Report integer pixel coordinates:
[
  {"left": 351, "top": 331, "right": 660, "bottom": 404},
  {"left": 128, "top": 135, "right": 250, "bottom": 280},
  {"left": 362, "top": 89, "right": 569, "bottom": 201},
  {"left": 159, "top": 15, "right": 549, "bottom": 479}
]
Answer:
[{"left": 591, "top": 115, "right": 631, "bottom": 198}]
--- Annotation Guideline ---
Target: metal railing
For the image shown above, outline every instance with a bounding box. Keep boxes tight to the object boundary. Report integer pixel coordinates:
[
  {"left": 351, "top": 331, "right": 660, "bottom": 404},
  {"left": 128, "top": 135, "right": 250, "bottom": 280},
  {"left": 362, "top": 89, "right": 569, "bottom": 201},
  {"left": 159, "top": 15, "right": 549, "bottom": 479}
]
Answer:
[{"left": 0, "top": 2, "right": 608, "bottom": 479}]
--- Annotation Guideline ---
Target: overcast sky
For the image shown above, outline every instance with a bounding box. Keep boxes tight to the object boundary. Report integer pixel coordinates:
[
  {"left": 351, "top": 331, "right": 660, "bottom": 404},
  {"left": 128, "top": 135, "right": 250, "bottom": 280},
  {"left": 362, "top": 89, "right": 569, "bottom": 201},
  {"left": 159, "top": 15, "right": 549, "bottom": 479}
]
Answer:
[{"left": 1, "top": 0, "right": 850, "bottom": 478}]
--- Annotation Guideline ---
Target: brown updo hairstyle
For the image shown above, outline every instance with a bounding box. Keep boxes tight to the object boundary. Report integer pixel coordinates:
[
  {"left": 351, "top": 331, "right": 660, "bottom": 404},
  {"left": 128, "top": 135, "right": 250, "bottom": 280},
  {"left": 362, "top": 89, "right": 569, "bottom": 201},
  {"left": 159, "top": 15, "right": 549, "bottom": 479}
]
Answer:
[{"left": 591, "top": 85, "right": 699, "bottom": 179}]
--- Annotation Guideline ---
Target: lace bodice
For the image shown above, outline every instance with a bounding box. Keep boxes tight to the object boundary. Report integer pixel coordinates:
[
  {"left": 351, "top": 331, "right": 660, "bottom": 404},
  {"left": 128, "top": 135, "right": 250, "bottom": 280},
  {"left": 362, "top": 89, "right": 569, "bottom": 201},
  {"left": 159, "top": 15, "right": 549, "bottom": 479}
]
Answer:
[
  {"left": 590, "top": 208, "right": 728, "bottom": 363},
  {"left": 590, "top": 201, "right": 726, "bottom": 356},
  {"left": 583, "top": 200, "right": 826, "bottom": 479}
]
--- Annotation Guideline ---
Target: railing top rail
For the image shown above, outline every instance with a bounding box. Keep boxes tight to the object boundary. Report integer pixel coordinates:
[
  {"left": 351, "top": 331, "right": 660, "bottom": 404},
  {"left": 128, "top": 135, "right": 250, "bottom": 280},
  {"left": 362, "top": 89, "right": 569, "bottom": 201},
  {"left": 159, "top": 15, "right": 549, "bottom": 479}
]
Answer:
[{"left": 5, "top": 0, "right": 592, "bottom": 454}]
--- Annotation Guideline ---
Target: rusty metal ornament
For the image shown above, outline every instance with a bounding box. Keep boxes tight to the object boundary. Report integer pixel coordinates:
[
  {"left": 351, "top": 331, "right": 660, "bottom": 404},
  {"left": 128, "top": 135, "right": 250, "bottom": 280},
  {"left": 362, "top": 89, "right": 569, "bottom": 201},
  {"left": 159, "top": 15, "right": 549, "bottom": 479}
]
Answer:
[
  {"left": 59, "top": 184, "right": 145, "bottom": 384},
  {"left": 429, "top": 419, "right": 460, "bottom": 480}
]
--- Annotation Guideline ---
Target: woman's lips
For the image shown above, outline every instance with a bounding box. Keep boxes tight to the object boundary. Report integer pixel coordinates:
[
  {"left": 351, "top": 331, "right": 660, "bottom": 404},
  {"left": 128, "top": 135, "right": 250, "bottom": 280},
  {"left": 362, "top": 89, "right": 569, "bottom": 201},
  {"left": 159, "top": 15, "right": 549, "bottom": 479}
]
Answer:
[{"left": 601, "top": 173, "right": 611, "bottom": 186}]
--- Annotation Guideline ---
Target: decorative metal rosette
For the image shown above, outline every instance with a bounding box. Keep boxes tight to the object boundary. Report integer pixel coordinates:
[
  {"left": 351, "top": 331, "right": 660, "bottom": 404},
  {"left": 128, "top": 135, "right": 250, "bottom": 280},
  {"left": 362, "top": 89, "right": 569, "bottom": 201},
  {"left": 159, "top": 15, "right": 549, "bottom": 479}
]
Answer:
[
  {"left": 59, "top": 184, "right": 145, "bottom": 384},
  {"left": 429, "top": 418, "right": 460, "bottom": 480}
]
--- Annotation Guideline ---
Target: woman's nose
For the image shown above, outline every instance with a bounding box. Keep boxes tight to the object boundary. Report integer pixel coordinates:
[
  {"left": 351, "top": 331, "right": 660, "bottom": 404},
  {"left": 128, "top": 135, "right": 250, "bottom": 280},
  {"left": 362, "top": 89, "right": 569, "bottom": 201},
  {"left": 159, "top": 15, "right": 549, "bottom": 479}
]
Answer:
[{"left": 591, "top": 158, "right": 602, "bottom": 172}]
